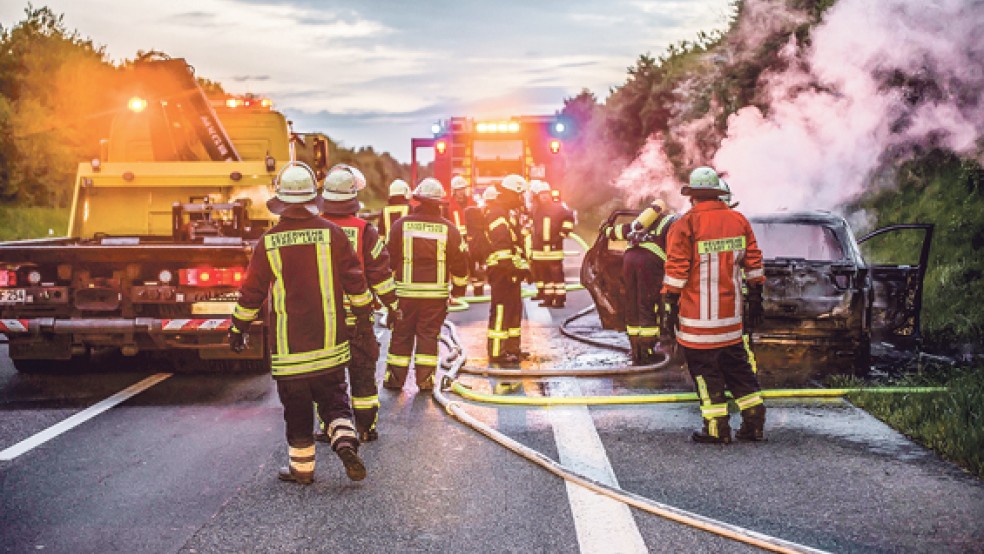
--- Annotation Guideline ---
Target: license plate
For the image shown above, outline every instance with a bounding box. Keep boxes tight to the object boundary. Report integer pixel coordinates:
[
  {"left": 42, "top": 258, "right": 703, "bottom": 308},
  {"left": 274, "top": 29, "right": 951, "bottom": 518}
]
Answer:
[
  {"left": 0, "top": 289, "right": 27, "bottom": 304},
  {"left": 191, "top": 301, "right": 237, "bottom": 315}
]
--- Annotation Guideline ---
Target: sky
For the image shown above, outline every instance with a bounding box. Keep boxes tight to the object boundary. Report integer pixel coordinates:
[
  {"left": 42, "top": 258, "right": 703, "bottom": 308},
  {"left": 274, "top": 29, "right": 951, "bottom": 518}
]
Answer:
[{"left": 1, "top": 0, "right": 734, "bottom": 163}]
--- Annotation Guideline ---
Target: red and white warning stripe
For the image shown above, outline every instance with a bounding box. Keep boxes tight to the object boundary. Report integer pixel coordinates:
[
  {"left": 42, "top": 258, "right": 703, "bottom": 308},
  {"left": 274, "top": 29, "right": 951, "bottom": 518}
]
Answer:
[
  {"left": 161, "top": 318, "right": 232, "bottom": 332},
  {"left": 0, "top": 319, "right": 29, "bottom": 333}
]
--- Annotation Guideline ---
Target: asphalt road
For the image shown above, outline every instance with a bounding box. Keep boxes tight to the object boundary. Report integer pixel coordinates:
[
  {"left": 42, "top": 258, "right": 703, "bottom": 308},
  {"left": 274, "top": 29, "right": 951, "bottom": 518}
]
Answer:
[{"left": 2, "top": 273, "right": 983, "bottom": 552}]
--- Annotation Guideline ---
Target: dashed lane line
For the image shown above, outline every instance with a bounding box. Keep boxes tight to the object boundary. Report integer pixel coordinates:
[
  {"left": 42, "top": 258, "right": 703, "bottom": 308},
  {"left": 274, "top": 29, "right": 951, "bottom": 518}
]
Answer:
[
  {"left": 523, "top": 297, "right": 648, "bottom": 553},
  {"left": 0, "top": 372, "right": 172, "bottom": 461}
]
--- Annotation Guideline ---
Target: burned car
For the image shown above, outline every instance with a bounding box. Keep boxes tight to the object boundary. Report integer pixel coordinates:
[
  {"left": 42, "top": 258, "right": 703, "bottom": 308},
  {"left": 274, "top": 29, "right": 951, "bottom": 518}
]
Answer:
[{"left": 582, "top": 210, "right": 933, "bottom": 386}]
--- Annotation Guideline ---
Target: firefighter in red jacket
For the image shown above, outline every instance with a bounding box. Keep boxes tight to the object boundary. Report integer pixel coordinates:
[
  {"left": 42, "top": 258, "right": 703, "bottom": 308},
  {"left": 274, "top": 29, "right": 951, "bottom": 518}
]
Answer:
[
  {"left": 318, "top": 164, "right": 400, "bottom": 442},
  {"left": 605, "top": 199, "right": 675, "bottom": 365},
  {"left": 530, "top": 180, "right": 575, "bottom": 308},
  {"left": 379, "top": 179, "right": 411, "bottom": 243},
  {"left": 662, "top": 166, "right": 767, "bottom": 444},
  {"left": 485, "top": 174, "right": 531, "bottom": 364},
  {"left": 229, "top": 162, "right": 372, "bottom": 484},
  {"left": 384, "top": 178, "right": 469, "bottom": 391}
]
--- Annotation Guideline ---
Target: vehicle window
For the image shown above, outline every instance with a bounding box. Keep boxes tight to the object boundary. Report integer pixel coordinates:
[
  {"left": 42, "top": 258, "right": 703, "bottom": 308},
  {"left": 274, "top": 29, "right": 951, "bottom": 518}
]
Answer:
[
  {"left": 751, "top": 222, "right": 844, "bottom": 261},
  {"left": 859, "top": 228, "right": 927, "bottom": 267}
]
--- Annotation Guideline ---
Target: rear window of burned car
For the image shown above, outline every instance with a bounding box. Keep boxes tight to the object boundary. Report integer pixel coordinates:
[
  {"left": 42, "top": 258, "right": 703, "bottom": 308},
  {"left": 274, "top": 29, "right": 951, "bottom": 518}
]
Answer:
[{"left": 751, "top": 222, "right": 845, "bottom": 261}]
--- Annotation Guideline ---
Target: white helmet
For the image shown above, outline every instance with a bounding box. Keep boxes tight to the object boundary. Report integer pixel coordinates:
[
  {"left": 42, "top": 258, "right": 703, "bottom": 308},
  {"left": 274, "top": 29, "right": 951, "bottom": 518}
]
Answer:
[
  {"left": 718, "top": 179, "right": 739, "bottom": 207},
  {"left": 497, "top": 174, "right": 528, "bottom": 195},
  {"left": 389, "top": 179, "right": 411, "bottom": 199},
  {"left": 482, "top": 186, "right": 499, "bottom": 202},
  {"left": 322, "top": 164, "right": 366, "bottom": 201},
  {"left": 450, "top": 175, "right": 469, "bottom": 191},
  {"left": 413, "top": 177, "right": 447, "bottom": 203},
  {"left": 267, "top": 162, "right": 323, "bottom": 215},
  {"left": 683, "top": 166, "right": 728, "bottom": 197},
  {"left": 529, "top": 180, "right": 551, "bottom": 195}
]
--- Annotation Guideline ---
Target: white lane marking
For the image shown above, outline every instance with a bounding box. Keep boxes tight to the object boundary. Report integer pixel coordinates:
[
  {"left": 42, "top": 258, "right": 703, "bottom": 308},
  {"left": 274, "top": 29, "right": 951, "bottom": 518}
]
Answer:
[
  {"left": 0, "top": 372, "right": 172, "bottom": 461},
  {"left": 548, "top": 378, "right": 648, "bottom": 553}
]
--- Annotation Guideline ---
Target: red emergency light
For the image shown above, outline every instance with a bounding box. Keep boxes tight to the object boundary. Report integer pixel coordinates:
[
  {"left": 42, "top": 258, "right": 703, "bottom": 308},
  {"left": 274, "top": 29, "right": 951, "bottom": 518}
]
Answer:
[
  {"left": 435, "top": 140, "right": 448, "bottom": 155},
  {"left": 0, "top": 270, "right": 16, "bottom": 287},
  {"left": 549, "top": 139, "right": 561, "bottom": 154},
  {"left": 179, "top": 267, "right": 245, "bottom": 287}
]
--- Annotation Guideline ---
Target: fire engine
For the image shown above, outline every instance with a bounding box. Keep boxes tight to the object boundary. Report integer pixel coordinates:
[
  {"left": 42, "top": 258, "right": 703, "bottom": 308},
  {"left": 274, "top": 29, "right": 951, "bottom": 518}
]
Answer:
[{"left": 410, "top": 115, "right": 572, "bottom": 193}]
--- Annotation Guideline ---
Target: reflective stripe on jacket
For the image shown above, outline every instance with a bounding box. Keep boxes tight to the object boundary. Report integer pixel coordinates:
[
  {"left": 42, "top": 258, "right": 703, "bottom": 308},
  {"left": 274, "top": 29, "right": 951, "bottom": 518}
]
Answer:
[
  {"left": 232, "top": 215, "right": 372, "bottom": 378},
  {"left": 662, "top": 201, "right": 764, "bottom": 349},
  {"left": 323, "top": 214, "right": 399, "bottom": 325},
  {"left": 484, "top": 202, "right": 527, "bottom": 269},
  {"left": 379, "top": 200, "right": 411, "bottom": 243},
  {"left": 606, "top": 212, "right": 674, "bottom": 261},
  {"left": 387, "top": 209, "right": 469, "bottom": 299},
  {"left": 531, "top": 200, "right": 575, "bottom": 261}
]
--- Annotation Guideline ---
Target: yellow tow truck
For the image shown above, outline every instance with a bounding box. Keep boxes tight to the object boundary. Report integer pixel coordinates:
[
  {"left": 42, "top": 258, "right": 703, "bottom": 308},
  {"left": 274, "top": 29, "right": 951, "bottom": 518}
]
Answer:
[{"left": 0, "top": 54, "right": 329, "bottom": 372}]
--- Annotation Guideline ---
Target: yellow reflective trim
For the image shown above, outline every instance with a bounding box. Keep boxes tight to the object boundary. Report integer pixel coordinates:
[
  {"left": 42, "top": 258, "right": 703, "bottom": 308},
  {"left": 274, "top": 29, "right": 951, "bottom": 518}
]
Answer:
[
  {"left": 695, "top": 375, "right": 710, "bottom": 406},
  {"left": 404, "top": 221, "right": 448, "bottom": 235},
  {"left": 638, "top": 326, "right": 660, "bottom": 337},
  {"left": 700, "top": 402, "right": 729, "bottom": 418},
  {"left": 403, "top": 231, "right": 413, "bottom": 285},
  {"left": 625, "top": 326, "right": 641, "bottom": 336},
  {"left": 272, "top": 350, "right": 350, "bottom": 376},
  {"left": 492, "top": 304, "right": 505, "bottom": 357},
  {"left": 638, "top": 243, "right": 667, "bottom": 261},
  {"left": 735, "top": 391, "right": 764, "bottom": 410},
  {"left": 348, "top": 290, "right": 373, "bottom": 307},
  {"left": 352, "top": 395, "right": 380, "bottom": 408},
  {"left": 743, "top": 334, "right": 759, "bottom": 374},
  {"left": 543, "top": 217, "right": 551, "bottom": 242},
  {"left": 386, "top": 353, "right": 411, "bottom": 367},
  {"left": 267, "top": 248, "right": 289, "bottom": 356},
  {"left": 697, "top": 235, "right": 746, "bottom": 254},
  {"left": 436, "top": 237, "right": 447, "bottom": 286},
  {"left": 451, "top": 275, "right": 469, "bottom": 287},
  {"left": 315, "top": 242, "right": 334, "bottom": 349},
  {"left": 507, "top": 327, "right": 521, "bottom": 337},
  {"left": 530, "top": 250, "right": 564, "bottom": 261},
  {"left": 614, "top": 226, "right": 625, "bottom": 240},
  {"left": 489, "top": 217, "right": 508, "bottom": 231},
  {"left": 655, "top": 215, "right": 672, "bottom": 235},
  {"left": 374, "top": 277, "right": 396, "bottom": 295},
  {"left": 371, "top": 237, "right": 385, "bottom": 259},
  {"left": 414, "top": 354, "right": 439, "bottom": 365},
  {"left": 561, "top": 221, "right": 574, "bottom": 230},
  {"left": 265, "top": 228, "right": 330, "bottom": 250},
  {"left": 233, "top": 304, "right": 259, "bottom": 321},
  {"left": 272, "top": 343, "right": 350, "bottom": 364}
]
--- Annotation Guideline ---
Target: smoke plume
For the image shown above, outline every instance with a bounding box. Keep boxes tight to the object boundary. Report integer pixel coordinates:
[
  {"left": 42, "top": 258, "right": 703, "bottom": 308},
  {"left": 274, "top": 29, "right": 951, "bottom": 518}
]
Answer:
[{"left": 618, "top": 0, "right": 984, "bottom": 214}]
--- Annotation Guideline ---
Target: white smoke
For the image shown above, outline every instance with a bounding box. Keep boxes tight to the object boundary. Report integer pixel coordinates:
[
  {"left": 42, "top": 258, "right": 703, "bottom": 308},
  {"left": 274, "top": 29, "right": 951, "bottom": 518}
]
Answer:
[
  {"left": 610, "top": 134, "right": 685, "bottom": 210},
  {"left": 612, "top": 0, "right": 984, "bottom": 215},
  {"left": 715, "top": 0, "right": 984, "bottom": 214}
]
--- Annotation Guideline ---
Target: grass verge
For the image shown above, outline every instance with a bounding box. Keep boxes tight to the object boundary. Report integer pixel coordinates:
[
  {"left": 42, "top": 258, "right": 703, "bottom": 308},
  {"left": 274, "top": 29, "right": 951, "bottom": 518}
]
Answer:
[
  {"left": 0, "top": 205, "right": 71, "bottom": 241},
  {"left": 838, "top": 365, "right": 984, "bottom": 479}
]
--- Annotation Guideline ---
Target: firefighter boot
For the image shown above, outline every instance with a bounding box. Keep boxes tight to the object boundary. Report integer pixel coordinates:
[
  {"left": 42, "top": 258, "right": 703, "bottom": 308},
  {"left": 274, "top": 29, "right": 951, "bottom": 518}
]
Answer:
[
  {"left": 692, "top": 417, "right": 732, "bottom": 444},
  {"left": 278, "top": 444, "right": 316, "bottom": 484},
  {"left": 628, "top": 336, "right": 643, "bottom": 366},
  {"left": 736, "top": 404, "right": 767, "bottom": 442},
  {"left": 638, "top": 337, "right": 658, "bottom": 366},
  {"left": 328, "top": 418, "right": 367, "bottom": 481}
]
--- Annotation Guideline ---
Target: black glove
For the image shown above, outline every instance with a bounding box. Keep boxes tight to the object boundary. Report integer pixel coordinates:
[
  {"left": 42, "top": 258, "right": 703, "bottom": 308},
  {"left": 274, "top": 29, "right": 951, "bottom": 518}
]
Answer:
[
  {"left": 386, "top": 306, "right": 403, "bottom": 330},
  {"left": 663, "top": 292, "right": 680, "bottom": 340},
  {"left": 746, "top": 284, "right": 765, "bottom": 329},
  {"left": 228, "top": 327, "right": 249, "bottom": 353}
]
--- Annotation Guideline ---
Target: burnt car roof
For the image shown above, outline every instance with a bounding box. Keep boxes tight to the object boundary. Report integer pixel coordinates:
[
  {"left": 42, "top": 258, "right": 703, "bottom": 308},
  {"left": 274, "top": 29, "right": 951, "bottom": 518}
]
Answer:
[{"left": 747, "top": 210, "right": 847, "bottom": 227}]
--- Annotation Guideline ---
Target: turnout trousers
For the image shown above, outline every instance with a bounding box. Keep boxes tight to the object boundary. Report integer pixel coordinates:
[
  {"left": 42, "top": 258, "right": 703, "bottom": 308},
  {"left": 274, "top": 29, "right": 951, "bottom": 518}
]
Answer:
[
  {"left": 277, "top": 369, "right": 358, "bottom": 452},
  {"left": 623, "top": 248, "right": 663, "bottom": 361},
  {"left": 487, "top": 265, "right": 523, "bottom": 358},
  {"left": 682, "top": 343, "right": 766, "bottom": 431},
  {"left": 539, "top": 259, "right": 566, "bottom": 303},
  {"left": 385, "top": 297, "right": 448, "bottom": 390},
  {"left": 347, "top": 323, "right": 381, "bottom": 434}
]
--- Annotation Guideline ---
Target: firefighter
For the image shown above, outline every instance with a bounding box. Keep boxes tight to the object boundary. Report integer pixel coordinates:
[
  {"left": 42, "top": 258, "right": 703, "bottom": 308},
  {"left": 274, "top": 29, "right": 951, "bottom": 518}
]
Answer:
[
  {"left": 448, "top": 175, "right": 472, "bottom": 236},
  {"left": 384, "top": 178, "right": 469, "bottom": 391},
  {"left": 317, "top": 164, "right": 400, "bottom": 443},
  {"left": 229, "top": 162, "right": 372, "bottom": 484},
  {"left": 662, "top": 166, "right": 767, "bottom": 444},
  {"left": 462, "top": 200, "right": 492, "bottom": 297},
  {"left": 604, "top": 199, "right": 674, "bottom": 365},
  {"left": 485, "top": 174, "right": 531, "bottom": 364},
  {"left": 379, "top": 179, "right": 412, "bottom": 243},
  {"left": 530, "top": 180, "right": 575, "bottom": 308},
  {"left": 448, "top": 175, "right": 483, "bottom": 297}
]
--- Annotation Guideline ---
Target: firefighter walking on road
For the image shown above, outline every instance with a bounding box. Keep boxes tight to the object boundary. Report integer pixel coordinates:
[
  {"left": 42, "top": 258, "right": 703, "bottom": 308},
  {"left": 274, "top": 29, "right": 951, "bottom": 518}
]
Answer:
[
  {"left": 379, "top": 179, "right": 412, "bottom": 244},
  {"left": 229, "top": 162, "right": 372, "bottom": 484},
  {"left": 485, "top": 174, "right": 531, "bottom": 365},
  {"left": 448, "top": 175, "right": 483, "bottom": 296},
  {"left": 605, "top": 199, "right": 674, "bottom": 365},
  {"left": 318, "top": 164, "right": 400, "bottom": 443},
  {"left": 530, "top": 180, "right": 575, "bottom": 308},
  {"left": 384, "top": 178, "right": 469, "bottom": 391},
  {"left": 662, "top": 166, "right": 767, "bottom": 444}
]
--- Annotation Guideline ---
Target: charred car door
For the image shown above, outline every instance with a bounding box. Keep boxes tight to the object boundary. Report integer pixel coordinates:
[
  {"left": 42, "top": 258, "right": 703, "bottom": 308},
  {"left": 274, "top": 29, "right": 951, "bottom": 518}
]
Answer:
[
  {"left": 857, "top": 224, "right": 934, "bottom": 349},
  {"left": 580, "top": 210, "right": 640, "bottom": 331}
]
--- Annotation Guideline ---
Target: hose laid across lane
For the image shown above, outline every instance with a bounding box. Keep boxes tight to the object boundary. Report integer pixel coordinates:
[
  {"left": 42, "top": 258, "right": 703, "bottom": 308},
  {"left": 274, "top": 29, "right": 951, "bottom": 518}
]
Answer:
[{"left": 433, "top": 321, "right": 830, "bottom": 554}]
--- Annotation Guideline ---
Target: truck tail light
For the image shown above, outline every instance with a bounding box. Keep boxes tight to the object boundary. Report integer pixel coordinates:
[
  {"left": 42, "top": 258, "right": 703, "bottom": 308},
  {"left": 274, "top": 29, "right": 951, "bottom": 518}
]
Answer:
[
  {"left": 549, "top": 139, "right": 561, "bottom": 154},
  {"left": 179, "top": 267, "right": 245, "bottom": 287},
  {"left": 435, "top": 140, "right": 447, "bottom": 155},
  {"left": 0, "top": 270, "right": 16, "bottom": 287}
]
